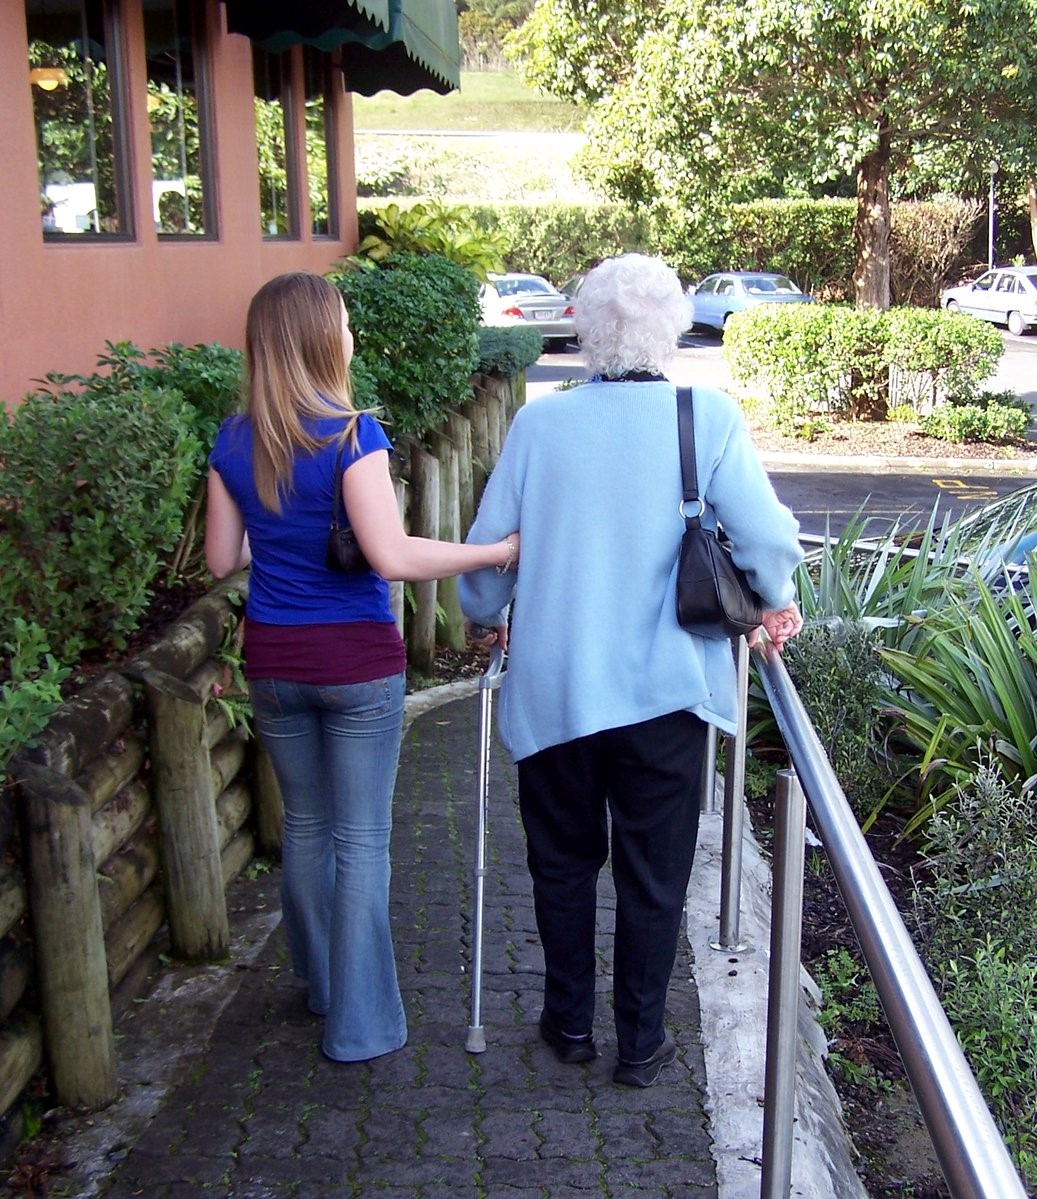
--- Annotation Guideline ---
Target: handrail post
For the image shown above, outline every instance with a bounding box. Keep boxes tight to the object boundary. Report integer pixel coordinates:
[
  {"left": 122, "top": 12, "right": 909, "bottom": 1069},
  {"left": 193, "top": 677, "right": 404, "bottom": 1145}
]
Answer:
[
  {"left": 714, "top": 635, "right": 749, "bottom": 951},
  {"left": 699, "top": 724, "right": 718, "bottom": 813},
  {"left": 760, "top": 768, "right": 806, "bottom": 1199}
]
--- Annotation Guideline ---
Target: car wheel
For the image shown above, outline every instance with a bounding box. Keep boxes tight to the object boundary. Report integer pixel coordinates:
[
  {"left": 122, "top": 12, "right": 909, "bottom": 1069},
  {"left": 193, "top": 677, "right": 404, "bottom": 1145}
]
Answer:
[
  {"left": 1007, "top": 311, "right": 1026, "bottom": 337},
  {"left": 945, "top": 300, "right": 960, "bottom": 313}
]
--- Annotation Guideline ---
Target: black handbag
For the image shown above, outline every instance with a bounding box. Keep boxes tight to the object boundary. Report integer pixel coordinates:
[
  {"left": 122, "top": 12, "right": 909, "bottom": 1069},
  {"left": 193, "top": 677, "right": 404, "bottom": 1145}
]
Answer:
[
  {"left": 675, "top": 387, "right": 764, "bottom": 639},
  {"left": 325, "top": 443, "right": 371, "bottom": 573}
]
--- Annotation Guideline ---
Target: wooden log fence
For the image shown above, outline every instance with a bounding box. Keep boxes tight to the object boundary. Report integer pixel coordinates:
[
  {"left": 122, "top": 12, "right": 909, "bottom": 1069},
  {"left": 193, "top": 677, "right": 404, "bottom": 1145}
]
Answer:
[{"left": 0, "top": 370, "right": 522, "bottom": 1135}]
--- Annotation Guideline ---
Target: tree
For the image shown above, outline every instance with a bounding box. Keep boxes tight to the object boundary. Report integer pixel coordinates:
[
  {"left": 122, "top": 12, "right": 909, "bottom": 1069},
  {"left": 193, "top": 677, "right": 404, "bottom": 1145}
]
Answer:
[{"left": 510, "top": 0, "right": 1037, "bottom": 309}]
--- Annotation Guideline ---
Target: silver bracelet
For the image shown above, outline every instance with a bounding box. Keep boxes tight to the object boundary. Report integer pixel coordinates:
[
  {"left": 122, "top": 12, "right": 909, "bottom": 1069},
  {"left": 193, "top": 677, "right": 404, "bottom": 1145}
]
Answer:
[{"left": 496, "top": 537, "right": 516, "bottom": 575}]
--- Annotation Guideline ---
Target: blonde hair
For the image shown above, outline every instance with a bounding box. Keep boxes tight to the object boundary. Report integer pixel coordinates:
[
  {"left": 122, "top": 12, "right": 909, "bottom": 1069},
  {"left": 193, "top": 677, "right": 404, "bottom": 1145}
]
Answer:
[
  {"left": 245, "top": 271, "right": 360, "bottom": 513},
  {"left": 574, "top": 254, "right": 686, "bottom": 378}
]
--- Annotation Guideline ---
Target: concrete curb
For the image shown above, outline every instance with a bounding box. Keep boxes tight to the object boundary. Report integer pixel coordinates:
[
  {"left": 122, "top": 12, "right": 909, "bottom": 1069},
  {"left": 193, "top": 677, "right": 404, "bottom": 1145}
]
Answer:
[{"left": 757, "top": 449, "right": 1037, "bottom": 475}]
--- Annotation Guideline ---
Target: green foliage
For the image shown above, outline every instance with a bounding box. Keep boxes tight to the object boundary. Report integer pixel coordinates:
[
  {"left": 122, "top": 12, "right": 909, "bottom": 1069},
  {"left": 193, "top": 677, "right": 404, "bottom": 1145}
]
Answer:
[
  {"left": 882, "top": 576, "right": 1037, "bottom": 833},
  {"left": 813, "top": 946, "right": 882, "bottom": 1035},
  {"left": 725, "top": 305, "right": 1004, "bottom": 431},
  {"left": 919, "top": 403, "right": 1029, "bottom": 445},
  {"left": 885, "top": 308, "right": 1004, "bottom": 411},
  {"left": 348, "top": 201, "right": 507, "bottom": 281},
  {"left": 780, "top": 621, "right": 892, "bottom": 818},
  {"left": 0, "top": 381, "right": 199, "bottom": 662},
  {"left": 891, "top": 200, "right": 985, "bottom": 308},
  {"left": 0, "top": 620, "right": 72, "bottom": 784},
  {"left": 913, "top": 768, "right": 1037, "bottom": 1190},
  {"left": 330, "top": 253, "right": 482, "bottom": 442},
  {"left": 476, "top": 325, "right": 544, "bottom": 375}
]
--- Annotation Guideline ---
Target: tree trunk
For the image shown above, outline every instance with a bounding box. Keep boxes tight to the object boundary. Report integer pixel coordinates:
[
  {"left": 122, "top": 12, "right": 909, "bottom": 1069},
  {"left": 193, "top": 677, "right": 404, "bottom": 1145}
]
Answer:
[
  {"left": 1028, "top": 177, "right": 1037, "bottom": 260},
  {"left": 853, "top": 132, "right": 892, "bottom": 311}
]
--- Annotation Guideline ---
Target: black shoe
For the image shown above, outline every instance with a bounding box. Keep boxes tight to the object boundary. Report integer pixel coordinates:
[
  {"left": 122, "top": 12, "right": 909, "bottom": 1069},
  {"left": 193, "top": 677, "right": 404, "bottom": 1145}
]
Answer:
[
  {"left": 613, "top": 1030, "right": 677, "bottom": 1087},
  {"left": 538, "top": 1009, "right": 597, "bottom": 1064}
]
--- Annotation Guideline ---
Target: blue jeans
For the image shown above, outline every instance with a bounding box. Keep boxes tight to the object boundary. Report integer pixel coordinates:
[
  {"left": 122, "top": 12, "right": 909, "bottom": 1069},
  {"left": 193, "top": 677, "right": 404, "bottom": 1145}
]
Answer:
[{"left": 249, "top": 673, "right": 407, "bottom": 1061}]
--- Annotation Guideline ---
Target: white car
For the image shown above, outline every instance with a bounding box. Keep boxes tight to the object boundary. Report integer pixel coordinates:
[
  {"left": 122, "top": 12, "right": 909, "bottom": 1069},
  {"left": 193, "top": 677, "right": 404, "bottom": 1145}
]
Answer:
[
  {"left": 479, "top": 273, "right": 576, "bottom": 351},
  {"left": 940, "top": 266, "right": 1037, "bottom": 337}
]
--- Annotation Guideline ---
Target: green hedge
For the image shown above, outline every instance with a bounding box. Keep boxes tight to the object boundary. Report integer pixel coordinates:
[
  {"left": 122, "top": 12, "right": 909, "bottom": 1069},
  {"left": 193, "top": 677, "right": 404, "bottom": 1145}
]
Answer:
[
  {"left": 362, "top": 196, "right": 983, "bottom": 301},
  {"left": 330, "top": 252, "right": 481, "bottom": 442},
  {"left": 476, "top": 325, "right": 544, "bottom": 376},
  {"left": 724, "top": 305, "right": 1008, "bottom": 433}
]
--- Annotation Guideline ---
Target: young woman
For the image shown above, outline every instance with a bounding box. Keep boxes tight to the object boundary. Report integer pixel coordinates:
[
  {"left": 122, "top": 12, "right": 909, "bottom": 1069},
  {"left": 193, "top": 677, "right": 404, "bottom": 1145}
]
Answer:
[
  {"left": 206, "top": 271, "right": 517, "bottom": 1062},
  {"left": 460, "top": 254, "right": 802, "bottom": 1087}
]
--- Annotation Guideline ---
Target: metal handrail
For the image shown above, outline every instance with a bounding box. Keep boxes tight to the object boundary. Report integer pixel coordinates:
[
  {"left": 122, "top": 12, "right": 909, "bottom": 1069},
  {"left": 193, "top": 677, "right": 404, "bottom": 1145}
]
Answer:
[{"left": 752, "top": 645, "right": 1028, "bottom": 1199}]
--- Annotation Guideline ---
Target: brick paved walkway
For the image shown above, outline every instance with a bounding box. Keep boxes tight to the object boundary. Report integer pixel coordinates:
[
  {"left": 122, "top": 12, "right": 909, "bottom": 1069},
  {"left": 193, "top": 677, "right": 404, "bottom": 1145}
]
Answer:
[{"left": 98, "top": 694, "right": 718, "bottom": 1199}]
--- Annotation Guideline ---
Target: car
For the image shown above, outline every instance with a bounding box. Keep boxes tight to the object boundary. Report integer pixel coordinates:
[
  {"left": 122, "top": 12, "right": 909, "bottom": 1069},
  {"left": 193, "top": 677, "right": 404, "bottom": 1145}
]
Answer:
[
  {"left": 686, "top": 271, "right": 814, "bottom": 333},
  {"left": 940, "top": 266, "right": 1037, "bottom": 337},
  {"left": 479, "top": 273, "right": 576, "bottom": 351}
]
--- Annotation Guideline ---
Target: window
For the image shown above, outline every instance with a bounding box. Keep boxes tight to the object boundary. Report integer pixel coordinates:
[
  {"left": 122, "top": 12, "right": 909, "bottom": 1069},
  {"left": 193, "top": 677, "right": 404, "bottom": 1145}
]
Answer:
[
  {"left": 253, "top": 48, "right": 296, "bottom": 239},
  {"left": 304, "top": 48, "right": 336, "bottom": 238},
  {"left": 28, "top": 0, "right": 130, "bottom": 237},
  {"left": 143, "top": 0, "right": 213, "bottom": 236}
]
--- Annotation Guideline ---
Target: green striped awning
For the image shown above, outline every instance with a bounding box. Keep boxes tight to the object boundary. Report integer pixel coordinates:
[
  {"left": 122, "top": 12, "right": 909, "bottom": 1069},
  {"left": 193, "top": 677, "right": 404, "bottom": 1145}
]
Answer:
[{"left": 223, "top": 0, "right": 460, "bottom": 95}]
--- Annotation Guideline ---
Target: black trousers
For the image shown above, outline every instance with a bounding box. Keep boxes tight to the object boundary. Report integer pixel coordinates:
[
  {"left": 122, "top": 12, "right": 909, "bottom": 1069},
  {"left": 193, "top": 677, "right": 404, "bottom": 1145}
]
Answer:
[{"left": 517, "top": 710, "right": 707, "bottom": 1062}]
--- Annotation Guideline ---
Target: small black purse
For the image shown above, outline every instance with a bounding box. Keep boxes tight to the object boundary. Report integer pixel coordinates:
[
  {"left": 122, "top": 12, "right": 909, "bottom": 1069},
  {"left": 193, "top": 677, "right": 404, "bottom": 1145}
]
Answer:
[
  {"left": 325, "top": 443, "right": 371, "bottom": 574},
  {"left": 675, "top": 387, "right": 764, "bottom": 639}
]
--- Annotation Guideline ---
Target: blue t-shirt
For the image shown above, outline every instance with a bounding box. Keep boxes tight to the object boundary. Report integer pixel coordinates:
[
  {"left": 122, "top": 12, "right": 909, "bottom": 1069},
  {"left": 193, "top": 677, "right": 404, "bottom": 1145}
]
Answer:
[{"left": 209, "top": 412, "right": 396, "bottom": 626}]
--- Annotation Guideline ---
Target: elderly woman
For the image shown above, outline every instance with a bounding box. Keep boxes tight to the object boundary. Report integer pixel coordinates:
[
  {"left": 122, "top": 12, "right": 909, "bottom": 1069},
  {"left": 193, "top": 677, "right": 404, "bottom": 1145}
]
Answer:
[{"left": 459, "top": 254, "right": 803, "bottom": 1087}]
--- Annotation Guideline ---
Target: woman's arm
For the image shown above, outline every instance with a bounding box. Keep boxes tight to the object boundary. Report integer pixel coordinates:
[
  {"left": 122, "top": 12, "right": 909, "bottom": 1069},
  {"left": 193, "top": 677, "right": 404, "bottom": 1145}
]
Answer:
[
  {"left": 205, "top": 469, "right": 252, "bottom": 578},
  {"left": 343, "top": 450, "right": 517, "bottom": 582}
]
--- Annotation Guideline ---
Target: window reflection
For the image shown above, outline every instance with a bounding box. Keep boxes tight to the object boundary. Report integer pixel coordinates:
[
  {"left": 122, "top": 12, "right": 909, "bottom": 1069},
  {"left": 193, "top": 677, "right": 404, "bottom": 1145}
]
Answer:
[
  {"left": 253, "top": 48, "right": 295, "bottom": 239},
  {"left": 304, "top": 49, "right": 335, "bottom": 238},
  {"left": 144, "top": 0, "right": 211, "bottom": 236},
  {"left": 27, "top": 0, "right": 128, "bottom": 236}
]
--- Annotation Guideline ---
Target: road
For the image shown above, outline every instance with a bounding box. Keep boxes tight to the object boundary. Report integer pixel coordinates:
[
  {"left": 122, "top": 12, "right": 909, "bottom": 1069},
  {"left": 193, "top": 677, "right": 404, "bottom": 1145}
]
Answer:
[{"left": 525, "top": 332, "right": 1037, "bottom": 538}]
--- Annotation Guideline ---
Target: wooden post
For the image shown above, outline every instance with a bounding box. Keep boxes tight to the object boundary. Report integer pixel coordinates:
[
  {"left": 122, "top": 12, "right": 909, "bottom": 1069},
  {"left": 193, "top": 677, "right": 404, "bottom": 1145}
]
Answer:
[
  {"left": 250, "top": 739, "right": 283, "bottom": 857},
  {"left": 485, "top": 391, "right": 502, "bottom": 470},
  {"left": 448, "top": 411, "right": 475, "bottom": 535},
  {"left": 432, "top": 431, "right": 466, "bottom": 651},
  {"left": 407, "top": 444, "right": 440, "bottom": 676},
  {"left": 141, "top": 669, "right": 229, "bottom": 962},
  {"left": 463, "top": 396, "right": 490, "bottom": 500},
  {"left": 17, "top": 761, "right": 117, "bottom": 1108},
  {"left": 390, "top": 474, "right": 407, "bottom": 632}
]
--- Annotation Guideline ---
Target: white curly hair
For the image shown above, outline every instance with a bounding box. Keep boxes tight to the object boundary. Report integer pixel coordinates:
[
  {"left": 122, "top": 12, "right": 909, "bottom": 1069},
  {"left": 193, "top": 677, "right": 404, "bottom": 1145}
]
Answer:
[{"left": 575, "top": 254, "right": 687, "bottom": 378}]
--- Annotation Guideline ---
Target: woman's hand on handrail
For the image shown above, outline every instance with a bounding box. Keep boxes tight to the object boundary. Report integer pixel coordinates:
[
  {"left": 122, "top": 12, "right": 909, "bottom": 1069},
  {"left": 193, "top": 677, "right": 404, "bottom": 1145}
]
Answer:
[{"left": 748, "top": 602, "right": 803, "bottom": 654}]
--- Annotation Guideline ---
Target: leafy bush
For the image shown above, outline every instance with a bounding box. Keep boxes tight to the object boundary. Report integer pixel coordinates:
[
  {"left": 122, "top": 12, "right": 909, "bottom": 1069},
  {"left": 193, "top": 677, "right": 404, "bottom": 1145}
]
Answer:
[
  {"left": 780, "top": 621, "right": 892, "bottom": 818},
  {"left": 476, "top": 325, "right": 544, "bottom": 375},
  {"left": 725, "top": 305, "right": 1005, "bottom": 431},
  {"left": 330, "top": 252, "right": 482, "bottom": 442},
  {"left": 891, "top": 199, "right": 984, "bottom": 308},
  {"left": 0, "top": 382, "right": 200, "bottom": 662},
  {"left": 920, "top": 402, "right": 1029, "bottom": 444},
  {"left": 1, "top": 620, "right": 72, "bottom": 784},
  {"left": 912, "top": 765, "right": 1037, "bottom": 1188},
  {"left": 885, "top": 308, "right": 1004, "bottom": 411},
  {"left": 349, "top": 201, "right": 507, "bottom": 280}
]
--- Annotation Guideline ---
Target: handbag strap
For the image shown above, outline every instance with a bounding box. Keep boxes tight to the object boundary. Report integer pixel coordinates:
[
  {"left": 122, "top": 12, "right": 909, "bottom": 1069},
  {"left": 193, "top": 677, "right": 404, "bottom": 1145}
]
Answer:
[
  {"left": 330, "top": 441, "right": 344, "bottom": 531},
  {"left": 676, "top": 387, "right": 702, "bottom": 530}
]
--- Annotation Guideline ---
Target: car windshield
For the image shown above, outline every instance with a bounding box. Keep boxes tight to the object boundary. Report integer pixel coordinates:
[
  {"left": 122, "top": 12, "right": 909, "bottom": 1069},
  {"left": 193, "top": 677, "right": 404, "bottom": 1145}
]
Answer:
[
  {"left": 494, "top": 277, "right": 553, "bottom": 297},
  {"left": 743, "top": 276, "right": 800, "bottom": 294}
]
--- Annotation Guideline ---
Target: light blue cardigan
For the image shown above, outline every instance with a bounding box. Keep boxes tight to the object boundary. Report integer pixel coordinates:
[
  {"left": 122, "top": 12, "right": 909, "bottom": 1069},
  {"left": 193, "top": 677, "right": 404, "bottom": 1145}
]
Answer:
[{"left": 459, "top": 380, "right": 803, "bottom": 762}]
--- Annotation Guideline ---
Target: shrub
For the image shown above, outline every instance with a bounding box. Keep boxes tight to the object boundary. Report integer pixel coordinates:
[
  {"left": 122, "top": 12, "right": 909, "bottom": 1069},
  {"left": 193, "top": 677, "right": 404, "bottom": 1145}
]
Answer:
[
  {"left": 476, "top": 326, "right": 544, "bottom": 376},
  {"left": 890, "top": 199, "right": 984, "bottom": 308},
  {"left": 330, "top": 252, "right": 481, "bottom": 442},
  {"left": 349, "top": 201, "right": 507, "bottom": 280},
  {"left": 780, "top": 620, "right": 891, "bottom": 818},
  {"left": 1, "top": 620, "right": 72, "bottom": 784},
  {"left": 912, "top": 765, "right": 1037, "bottom": 1187},
  {"left": 919, "top": 402, "right": 1029, "bottom": 444},
  {"left": 726, "top": 305, "right": 1008, "bottom": 431},
  {"left": 885, "top": 308, "right": 1004, "bottom": 411},
  {"left": 0, "top": 382, "right": 200, "bottom": 662}
]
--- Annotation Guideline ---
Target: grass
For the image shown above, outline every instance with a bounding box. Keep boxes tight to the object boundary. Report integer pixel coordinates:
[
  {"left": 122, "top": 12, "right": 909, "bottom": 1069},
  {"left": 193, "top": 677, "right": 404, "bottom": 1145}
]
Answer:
[{"left": 352, "top": 70, "right": 586, "bottom": 133}]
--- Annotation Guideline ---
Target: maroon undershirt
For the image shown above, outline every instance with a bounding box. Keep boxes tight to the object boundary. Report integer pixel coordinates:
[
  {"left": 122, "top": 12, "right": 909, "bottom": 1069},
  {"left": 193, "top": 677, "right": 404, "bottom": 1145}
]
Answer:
[{"left": 243, "top": 619, "right": 406, "bottom": 685}]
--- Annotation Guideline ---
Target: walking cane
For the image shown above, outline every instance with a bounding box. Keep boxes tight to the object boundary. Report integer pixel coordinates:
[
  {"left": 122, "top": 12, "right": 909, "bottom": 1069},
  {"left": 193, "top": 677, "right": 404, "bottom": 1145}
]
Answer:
[{"left": 466, "top": 643, "right": 505, "bottom": 1053}]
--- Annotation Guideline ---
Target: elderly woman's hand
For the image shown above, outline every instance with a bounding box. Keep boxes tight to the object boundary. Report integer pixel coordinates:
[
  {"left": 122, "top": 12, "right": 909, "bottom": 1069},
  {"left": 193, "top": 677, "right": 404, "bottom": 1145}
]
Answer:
[
  {"left": 748, "top": 602, "right": 803, "bottom": 654},
  {"left": 466, "top": 620, "right": 509, "bottom": 653}
]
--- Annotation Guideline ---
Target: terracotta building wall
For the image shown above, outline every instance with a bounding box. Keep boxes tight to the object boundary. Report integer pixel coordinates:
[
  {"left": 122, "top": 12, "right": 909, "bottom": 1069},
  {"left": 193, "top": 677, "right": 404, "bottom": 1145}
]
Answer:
[{"left": 0, "top": 2, "right": 358, "bottom": 408}]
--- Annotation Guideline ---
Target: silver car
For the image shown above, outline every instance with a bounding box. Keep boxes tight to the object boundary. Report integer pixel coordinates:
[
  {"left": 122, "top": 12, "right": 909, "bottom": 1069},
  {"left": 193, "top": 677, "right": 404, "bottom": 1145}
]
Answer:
[
  {"left": 686, "top": 271, "right": 813, "bottom": 332},
  {"left": 940, "top": 266, "right": 1037, "bottom": 337},
  {"left": 480, "top": 273, "right": 576, "bottom": 351}
]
